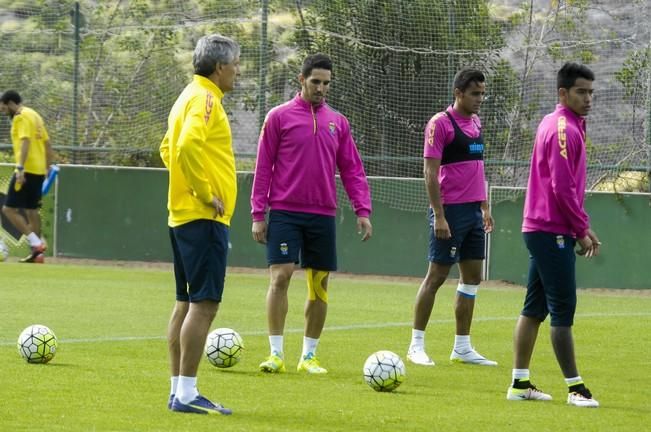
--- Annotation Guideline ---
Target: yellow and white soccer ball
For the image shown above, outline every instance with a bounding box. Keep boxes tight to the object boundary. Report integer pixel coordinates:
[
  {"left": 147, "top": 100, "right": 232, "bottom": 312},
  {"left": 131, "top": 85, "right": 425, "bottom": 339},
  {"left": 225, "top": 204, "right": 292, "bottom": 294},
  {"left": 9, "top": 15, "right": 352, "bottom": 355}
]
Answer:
[
  {"left": 363, "top": 350, "right": 406, "bottom": 392},
  {"left": 17, "top": 324, "right": 58, "bottom": 364}
]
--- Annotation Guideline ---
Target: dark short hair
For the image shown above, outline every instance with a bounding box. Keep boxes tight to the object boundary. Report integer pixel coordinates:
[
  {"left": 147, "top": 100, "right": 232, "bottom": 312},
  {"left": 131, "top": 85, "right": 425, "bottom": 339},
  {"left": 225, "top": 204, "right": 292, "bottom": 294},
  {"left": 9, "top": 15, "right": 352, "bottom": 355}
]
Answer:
[
  {"left": 301, "top": 53, "right": 333, "bottom": 78},
  {"left": 0, "top": 90, "right": 22, "bottom": 104},
  {"left": 557, "top": 62, "right": 595, "bottom": 90},
  {"left": 453, "top": 68, "right": 485, "bottom": 93}
]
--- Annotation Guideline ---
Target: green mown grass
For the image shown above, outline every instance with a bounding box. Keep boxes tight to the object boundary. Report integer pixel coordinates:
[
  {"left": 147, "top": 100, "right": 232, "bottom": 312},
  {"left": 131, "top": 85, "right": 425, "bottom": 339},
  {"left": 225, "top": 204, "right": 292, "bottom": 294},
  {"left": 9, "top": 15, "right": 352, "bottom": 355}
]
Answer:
[{"left": 0, "top": 262, "right": 648, "bottom": 431}]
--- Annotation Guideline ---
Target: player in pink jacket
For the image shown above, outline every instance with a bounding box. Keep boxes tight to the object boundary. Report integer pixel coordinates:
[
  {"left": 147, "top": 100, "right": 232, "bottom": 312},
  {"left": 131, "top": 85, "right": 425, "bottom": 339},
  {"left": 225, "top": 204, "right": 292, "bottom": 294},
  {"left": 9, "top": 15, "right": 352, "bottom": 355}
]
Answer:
[
  {"left": 251, "top": 53, "right": 372, "bottom": 375},
  {"left": 406, "top": 68, "right": 496, "bottom": 368},
  {"left": 507, "top": 62, "right": 601, "bottom": 408}
]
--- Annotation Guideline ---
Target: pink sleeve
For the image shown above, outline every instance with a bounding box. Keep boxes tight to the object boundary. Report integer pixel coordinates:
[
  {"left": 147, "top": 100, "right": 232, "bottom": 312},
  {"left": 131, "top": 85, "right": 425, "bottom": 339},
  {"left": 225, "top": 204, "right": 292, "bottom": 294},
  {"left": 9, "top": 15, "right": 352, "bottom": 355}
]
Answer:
[
  {"left": 423, "top": 114, "right": 451, "bottom": 159},
  {"left": 336, "top": 117, "right": 372, "bottom": 217},
  {"left": 547, "top": 121, "right": 590, "bottom": 238},
  {"left": 251, "top": 111, "right": 280, "bottom": 221}
]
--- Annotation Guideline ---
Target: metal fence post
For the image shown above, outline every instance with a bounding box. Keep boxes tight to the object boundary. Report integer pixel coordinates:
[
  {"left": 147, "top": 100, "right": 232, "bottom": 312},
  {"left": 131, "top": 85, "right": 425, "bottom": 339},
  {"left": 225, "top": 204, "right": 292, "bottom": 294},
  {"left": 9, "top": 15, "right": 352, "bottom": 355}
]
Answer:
[
  {"left": 257, "top": 0, "right": 269, "bottom": 131},
  {"left": 646, "top": 40, "right": 651, "bottom": 195},
  {"left": 73, "top": 1, "right": 80, "bottom": 149}
]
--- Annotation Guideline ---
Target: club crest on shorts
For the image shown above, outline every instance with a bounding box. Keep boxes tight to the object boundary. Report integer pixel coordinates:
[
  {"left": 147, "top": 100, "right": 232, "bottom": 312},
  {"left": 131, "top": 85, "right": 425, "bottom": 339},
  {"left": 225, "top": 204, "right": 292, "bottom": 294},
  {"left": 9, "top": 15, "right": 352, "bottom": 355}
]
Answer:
[
  {"left": 328, "top": 121, "right": 336, "bottom": 135},
  {"left": 280, "top": 242, "right": 289, "bottom": 255},
  {"left": 449, "top": 246, "right": 457, "bottom": 258},
  {"left": 556, "top": 235, "right": 565, "bottom": 249}
]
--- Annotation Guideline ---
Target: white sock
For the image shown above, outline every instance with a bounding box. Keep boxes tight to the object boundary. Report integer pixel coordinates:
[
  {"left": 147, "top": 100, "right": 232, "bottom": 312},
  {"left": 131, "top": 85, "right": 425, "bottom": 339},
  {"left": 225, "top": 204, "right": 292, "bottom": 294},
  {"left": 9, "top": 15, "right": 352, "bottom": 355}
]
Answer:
[
  {"left": 410, "top": 329, "right": 426, "bottom": 350},
  {"left": 301, "top": 336, "right": 319, "bottom": 358},
  {"left": 454, "top": 335, "right": 471, "bottom": 352},
  {"left": 269, "top": 335, "right": 284, "bottom": 357},
  {"left": 176, "top": 376, "right": 199, "bottom": 404},
  {"left": 170, "top": 376, "right": 179, "bottom": 396},
  {"left": 512, "top": 368, "right": 530, "bottom": 381},
  {"left": 27, "top": 232, "right": 42, "bottom": 247}
]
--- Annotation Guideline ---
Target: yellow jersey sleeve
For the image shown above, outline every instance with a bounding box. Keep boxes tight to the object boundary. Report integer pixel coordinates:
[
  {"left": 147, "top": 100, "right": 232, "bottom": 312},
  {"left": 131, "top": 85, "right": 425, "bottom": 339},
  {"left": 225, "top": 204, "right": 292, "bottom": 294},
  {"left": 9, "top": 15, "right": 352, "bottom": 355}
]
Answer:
[
  {"left": 159, "top": 130, "right": 170, "bottom": 169},
  {"left": 176, "top": 93, "right": 214, "bottom": 204},
  {"left": 11, "top": 114, "right": 32, "bottom": 165},
  {"left": 12, "top": 114, "right": 31, "bottom": 140}
]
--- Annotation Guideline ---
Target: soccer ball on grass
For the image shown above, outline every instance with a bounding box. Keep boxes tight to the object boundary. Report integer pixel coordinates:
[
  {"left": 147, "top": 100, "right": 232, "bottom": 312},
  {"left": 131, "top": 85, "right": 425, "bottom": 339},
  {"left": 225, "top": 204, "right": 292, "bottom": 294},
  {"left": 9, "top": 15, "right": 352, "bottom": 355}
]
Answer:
[
  {"left": 17, "top": 324, "right": 58, "bottom": 364},
  {"left": 363, "top": 350, "right": 406, "bottom": 392},
  {"left": 205, "top": 327, "right": 244, "bottom": 368},
  {"left": 0, "top": 238, "right": 9, "bottom": 262}
]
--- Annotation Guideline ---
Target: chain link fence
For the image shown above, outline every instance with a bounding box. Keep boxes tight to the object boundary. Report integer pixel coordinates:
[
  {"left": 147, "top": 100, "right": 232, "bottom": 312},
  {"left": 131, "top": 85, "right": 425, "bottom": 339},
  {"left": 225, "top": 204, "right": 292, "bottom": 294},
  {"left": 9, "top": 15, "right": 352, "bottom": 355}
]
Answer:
[{"left": 1, "top": 0, "right": 649, "bottom": 210}]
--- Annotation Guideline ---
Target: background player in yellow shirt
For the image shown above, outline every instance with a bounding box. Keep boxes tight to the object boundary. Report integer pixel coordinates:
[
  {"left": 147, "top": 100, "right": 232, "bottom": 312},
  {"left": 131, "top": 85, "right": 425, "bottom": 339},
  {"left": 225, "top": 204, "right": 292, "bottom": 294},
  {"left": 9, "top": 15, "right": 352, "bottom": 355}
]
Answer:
[
  {"left": 0, "top": 90, "right": 54, "bottom": 263},
  {"left": 159, "top": 34, "right": 240, "bottom": 415}
]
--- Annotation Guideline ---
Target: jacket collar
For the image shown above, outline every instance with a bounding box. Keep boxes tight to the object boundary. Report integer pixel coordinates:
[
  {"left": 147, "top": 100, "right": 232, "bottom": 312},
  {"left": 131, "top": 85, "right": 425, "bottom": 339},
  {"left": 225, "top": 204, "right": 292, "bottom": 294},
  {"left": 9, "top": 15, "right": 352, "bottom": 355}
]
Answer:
[
  {"left": 556, "top": 103, "right": 585, "bottom": 126},
  {"left": 294, "top": 92, "right": 325, "bottom": 111},
  {"left": 193, "top": 75, "right": 224, "bottom": 99}
]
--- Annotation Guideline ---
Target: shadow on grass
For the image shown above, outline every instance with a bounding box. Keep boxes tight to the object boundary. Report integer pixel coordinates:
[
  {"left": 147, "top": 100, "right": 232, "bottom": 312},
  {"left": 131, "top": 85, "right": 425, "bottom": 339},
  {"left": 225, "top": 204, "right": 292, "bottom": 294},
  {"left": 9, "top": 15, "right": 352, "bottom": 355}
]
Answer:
[{"left": 21, "top": 361, "right": 79, "bottom": 368}]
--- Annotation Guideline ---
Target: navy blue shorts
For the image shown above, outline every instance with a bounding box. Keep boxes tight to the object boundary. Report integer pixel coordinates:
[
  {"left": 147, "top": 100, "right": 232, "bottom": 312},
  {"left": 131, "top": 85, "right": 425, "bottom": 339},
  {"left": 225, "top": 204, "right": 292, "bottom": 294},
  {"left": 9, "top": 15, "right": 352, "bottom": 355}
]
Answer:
[
  {"left": 4, "top": 173, "right": 45, "bottom": 209},
  {"left": 169, "top": 219, "right": 229, "bottom": 303},
  {"left": 521, "top": 232, "right": 577, "bottom": 327},
  {"left": 266, "top": 210, "right": 337, "bottom": 271},
  {"left": 428, "top": 202, "right": 486, "bottom": 264}
]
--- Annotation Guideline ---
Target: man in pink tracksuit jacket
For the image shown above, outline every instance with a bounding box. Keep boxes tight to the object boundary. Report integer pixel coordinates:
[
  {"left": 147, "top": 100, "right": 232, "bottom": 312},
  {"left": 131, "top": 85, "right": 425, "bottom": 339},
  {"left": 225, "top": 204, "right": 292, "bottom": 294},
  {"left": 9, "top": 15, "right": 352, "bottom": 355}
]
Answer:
[
  {"left": 507, "top": 62, "right": 601, "bottom": 408},
  {"left": 251, "top": 53, "right": 372, "bottom": 375}
]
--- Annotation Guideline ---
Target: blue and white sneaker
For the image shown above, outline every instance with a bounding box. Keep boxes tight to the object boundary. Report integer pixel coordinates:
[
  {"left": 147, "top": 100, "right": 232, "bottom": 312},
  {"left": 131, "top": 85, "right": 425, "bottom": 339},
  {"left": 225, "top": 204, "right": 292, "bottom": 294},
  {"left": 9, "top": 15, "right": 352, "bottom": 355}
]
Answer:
[
  {"left": 170, "top": 395, "right": 232, "bottom": 415},
  {"left": 168, "top": 394, "right": 174, "bottom": 409}
]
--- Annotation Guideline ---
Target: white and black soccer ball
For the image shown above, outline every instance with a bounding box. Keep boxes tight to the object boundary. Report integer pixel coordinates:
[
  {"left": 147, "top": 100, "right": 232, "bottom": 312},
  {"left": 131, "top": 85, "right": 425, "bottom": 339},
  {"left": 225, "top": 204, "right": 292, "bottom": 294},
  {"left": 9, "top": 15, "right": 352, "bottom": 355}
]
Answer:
[
  {"left": 0, "top": 238, "right": 9, "bottom": 262},
  {"left": 205, "top": 327, "right": 244, "bottom": 368},
  {"left": 17, "top": 324, "right": 58, "bottom": 364},
  {"left": 363, "top": 350, "right": 406, "bottom": 392}
]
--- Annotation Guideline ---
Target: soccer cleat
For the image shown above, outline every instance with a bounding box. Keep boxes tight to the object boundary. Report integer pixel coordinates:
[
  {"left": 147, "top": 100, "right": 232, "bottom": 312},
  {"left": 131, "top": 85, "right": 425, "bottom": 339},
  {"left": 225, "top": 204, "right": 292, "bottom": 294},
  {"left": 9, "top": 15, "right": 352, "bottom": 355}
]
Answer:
[
  {"left": 406, "top": 347, "right": 435, "bottom": 366},
  {"left": 259, "top": 353, "right": 286, "bottom": 373},
  {"left": 507, "top": 383, "right": 553, "bottom": 401},
  {"left": 170, "top": 395, "right": 232, "bottom": 415},
  {"left": 450, "top": 348, "right": 498, "bottom": 366},
  {"left": 567, "top": 388, "right": 599, "bottom": 407},
  {"left": 20, "top": 243, "right": 46, "bottom": 263},
  {"left": 297, "top": 352, "right": 328, "bottom": 374},
  {"left": 168, "top": 394, "right": 174, "bottom": 410}
]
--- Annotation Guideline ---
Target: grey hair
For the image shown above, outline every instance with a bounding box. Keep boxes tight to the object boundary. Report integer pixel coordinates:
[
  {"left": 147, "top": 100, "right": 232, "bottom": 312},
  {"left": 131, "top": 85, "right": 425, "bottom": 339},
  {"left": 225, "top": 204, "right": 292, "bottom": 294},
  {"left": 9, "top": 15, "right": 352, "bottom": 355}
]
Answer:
[{"left": 193, "top": 34, "right": 240, "bottom": 77}]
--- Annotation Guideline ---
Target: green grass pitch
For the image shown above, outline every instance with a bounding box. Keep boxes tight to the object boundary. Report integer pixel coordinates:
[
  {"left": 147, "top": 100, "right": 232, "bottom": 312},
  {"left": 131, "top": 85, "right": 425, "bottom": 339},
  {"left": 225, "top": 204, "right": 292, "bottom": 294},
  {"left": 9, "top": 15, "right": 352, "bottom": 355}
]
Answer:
[{"left": 0, "top": 262, "right": 649, "bottom": 431}]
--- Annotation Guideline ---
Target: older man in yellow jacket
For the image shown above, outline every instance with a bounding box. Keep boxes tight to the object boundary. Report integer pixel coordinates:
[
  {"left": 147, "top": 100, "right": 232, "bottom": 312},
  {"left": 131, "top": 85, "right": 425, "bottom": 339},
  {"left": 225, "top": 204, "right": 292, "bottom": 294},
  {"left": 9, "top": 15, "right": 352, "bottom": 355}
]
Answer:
[{"left": 159, "top": 33, "right": 239, "bottom": 415}]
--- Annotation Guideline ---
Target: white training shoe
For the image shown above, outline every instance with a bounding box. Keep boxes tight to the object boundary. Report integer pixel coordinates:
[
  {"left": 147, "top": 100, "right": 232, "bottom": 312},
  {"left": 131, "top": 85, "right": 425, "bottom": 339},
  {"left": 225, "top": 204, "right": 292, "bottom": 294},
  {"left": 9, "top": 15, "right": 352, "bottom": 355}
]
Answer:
[
  {"left": 567, "top": 389, "right": 599, "bottom": 407},
  {"left": 450, "top": 348, "right": 498, "bottom": 366},
  {"left": 507, "top": 384, "right": 553, "bottom": 401},
  {"left": 406, "top": 347, "right": 435, "bottom": 366}
]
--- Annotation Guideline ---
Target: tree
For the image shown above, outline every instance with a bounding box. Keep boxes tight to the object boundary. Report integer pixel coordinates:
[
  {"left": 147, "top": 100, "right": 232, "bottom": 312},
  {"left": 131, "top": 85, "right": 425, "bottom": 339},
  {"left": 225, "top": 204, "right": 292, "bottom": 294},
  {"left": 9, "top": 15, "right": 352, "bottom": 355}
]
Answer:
[
  {"left": 615, "top": 46, "right": 651, "bottom": 183},
  {"left": 0, "top": 0, "right": 266, "bottom": 166},
  {"left": 495, "top": 0, "right": 597, "bottom": 186},
  {"left": 291, "top": 0, "right": 515, "bottom": 178}
]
